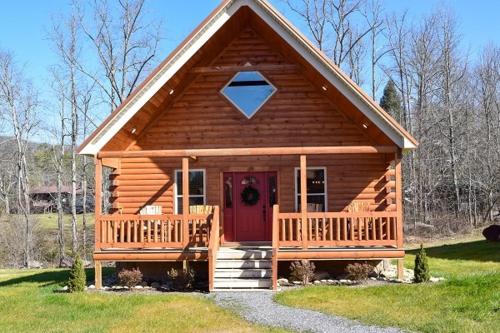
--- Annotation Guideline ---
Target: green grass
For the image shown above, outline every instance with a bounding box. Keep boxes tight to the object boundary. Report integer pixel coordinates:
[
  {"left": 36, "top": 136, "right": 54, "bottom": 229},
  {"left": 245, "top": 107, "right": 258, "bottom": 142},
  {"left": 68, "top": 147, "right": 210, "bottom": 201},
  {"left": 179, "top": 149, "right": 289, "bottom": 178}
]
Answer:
[
  {"left": 275, "top": 239, "right": 500, "bottom": 333},
  {"left": 0, "top": 269, "right": 286, "bottom": 333},
  {"left": 35, "top": 213, "right": 95, "bottom": 231}
]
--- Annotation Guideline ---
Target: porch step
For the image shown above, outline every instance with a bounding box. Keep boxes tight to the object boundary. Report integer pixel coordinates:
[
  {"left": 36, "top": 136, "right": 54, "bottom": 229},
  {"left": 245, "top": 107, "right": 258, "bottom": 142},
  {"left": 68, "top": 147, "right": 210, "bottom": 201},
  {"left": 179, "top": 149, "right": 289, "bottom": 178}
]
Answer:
[
  {"left": 217, "top": 249, "right": 272, "bottom": 259},
  {"left": 213, "top": 247, "right": 273, "bottom": 290},
  {"left": 214, "top": 268, "right": 272, "bottom": 278},
  {"left": 215, "top": 259, "right": 272, "bottom": 269}
]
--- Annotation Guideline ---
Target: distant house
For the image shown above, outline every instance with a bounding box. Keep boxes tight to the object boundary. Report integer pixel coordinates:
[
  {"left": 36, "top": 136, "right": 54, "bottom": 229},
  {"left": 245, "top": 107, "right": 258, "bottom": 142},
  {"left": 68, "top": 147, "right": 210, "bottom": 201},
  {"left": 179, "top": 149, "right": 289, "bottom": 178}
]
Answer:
[
  {"left": 30, "top": 186, "right": 92, "bottom": 214},
  {"left": 78, "top": 0, "right": 418, "bottom": 291}
]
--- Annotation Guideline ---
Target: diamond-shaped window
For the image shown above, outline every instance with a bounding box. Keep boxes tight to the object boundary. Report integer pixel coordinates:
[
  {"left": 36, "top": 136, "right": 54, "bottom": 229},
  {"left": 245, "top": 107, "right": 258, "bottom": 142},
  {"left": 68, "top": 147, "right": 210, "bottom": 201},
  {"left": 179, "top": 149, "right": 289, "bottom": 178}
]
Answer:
[{"left": 221, "top": 71, "right": 277, "bottom": 118}]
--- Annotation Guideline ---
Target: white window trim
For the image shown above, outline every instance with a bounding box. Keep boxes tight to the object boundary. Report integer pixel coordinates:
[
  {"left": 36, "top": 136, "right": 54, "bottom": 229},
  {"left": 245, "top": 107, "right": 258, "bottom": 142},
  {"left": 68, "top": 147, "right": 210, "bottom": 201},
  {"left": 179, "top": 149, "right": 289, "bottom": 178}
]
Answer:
[
  {"left": 220, "top": 71, "right": 277, "bottom": 119},
  {"left": 294, "top": 166, "right": 328, "bottom": 212},
  {"left": 174, "top": 169, "right": 206, "bottom": 214}
]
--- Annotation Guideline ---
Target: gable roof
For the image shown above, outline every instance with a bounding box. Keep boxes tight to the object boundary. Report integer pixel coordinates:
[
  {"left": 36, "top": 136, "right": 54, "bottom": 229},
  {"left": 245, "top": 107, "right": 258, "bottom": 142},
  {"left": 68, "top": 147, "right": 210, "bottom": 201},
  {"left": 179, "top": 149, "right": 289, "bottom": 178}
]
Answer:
[{"left": 78, "top": 0, "right": 418, "bottom": 156}]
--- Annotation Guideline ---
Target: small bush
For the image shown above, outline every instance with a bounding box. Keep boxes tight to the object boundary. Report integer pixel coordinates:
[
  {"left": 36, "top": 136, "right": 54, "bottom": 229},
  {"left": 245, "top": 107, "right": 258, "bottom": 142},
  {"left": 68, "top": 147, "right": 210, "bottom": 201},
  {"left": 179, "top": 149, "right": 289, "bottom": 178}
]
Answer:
[
  {"left": 68, "top": 255, "right": 86, "bottom": 292},
  {"left": 289, "top": 260, "right": 316, "bottom": 285},
  {"left": 414, "top": 244, "right": 430, "bottom": 283},
  {"left": 167, "top": 267, "right": 195, "bottom": 290},
  {"left": 345, "top": 262, "right": 373, "bottom": 281},
  {"left": 118, "top": 268, "right": 143, "bottom": 288}
]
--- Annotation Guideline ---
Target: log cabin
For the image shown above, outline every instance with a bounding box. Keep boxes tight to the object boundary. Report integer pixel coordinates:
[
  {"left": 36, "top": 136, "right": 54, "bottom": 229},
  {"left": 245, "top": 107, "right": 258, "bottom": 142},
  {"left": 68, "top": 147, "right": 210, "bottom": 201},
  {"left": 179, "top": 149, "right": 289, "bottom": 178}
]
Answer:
[{"left": 78, "top": 0, "right": 418, "bottom": 290}]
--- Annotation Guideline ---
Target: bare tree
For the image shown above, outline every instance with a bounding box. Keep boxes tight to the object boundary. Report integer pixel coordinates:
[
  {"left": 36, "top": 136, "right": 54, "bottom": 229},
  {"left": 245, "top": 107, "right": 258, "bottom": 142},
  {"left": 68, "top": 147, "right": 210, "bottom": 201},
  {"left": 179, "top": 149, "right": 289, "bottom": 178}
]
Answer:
[
  {"left": 327, "top": 0, "right": 371, "bottom": 70},
  {"left": 475, "top": 45, "right": 500, "bottom": 222},
  {"left": 436, "top": 9, "right": 467, "bottom": 217},
  {"left": 74, "top": 0, "right": 162, "bottom": 112},
  {"left": 0, "top": 52, "right": 39, "bottom": 267},
  {"left": 51, "top": 14, "right": 81, "bottom": 256},
  {"left": 285, "top": 0, "right": 372, "bottom": 77},
  {"left": 286, "top": 0, "right": 329, "bottom": 51},
  {"left": 385, "top": 11, "right": 413, "bottom": 129},
  {"left": 0, "top": 140, "right": 16, "bottom": 215},
  {"left": 48, "top": 69, "right": 70, "bottom": 266},
  {"left": 363, "top": 0, "right": 388, "bottom": 99}
]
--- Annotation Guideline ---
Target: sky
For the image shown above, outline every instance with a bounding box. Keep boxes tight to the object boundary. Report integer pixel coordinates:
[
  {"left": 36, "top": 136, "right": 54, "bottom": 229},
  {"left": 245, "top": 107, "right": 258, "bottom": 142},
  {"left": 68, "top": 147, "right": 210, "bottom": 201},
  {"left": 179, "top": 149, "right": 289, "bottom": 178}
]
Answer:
[{"left": 0, "top": 0, "right": 499, "bottom": 139}]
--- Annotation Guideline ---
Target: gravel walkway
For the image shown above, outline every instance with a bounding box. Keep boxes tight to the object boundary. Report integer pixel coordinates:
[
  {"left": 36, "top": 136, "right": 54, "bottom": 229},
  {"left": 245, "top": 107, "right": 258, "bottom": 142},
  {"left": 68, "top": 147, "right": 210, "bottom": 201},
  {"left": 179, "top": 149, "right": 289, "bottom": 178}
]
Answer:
[{"left": 212, "top": 291, "right": 404, "bottom": 333}]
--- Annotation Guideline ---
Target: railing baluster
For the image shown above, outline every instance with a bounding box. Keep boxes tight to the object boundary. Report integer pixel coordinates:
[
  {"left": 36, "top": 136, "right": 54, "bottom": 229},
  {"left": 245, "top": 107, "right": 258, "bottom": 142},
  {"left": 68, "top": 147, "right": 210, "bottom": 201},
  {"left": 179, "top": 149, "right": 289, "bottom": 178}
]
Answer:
[
  {"left": 328, "top": 217, "right": 333, "bottom": 241},
  {"left": 366, "top": 218, "right": 370, "bottom": 241},
  {"left": 281, "top": 218, "right": 285, "bottom": 241},
  {"left": 295, "top": 217, "right": 300, "bottom": 242},
  {"left": 140, "top": 220, "right": 144, "bottom": 243},
  {"left": 378, "top": 218, "right": 383, "bottom": 240},
  {"left": 385, "top": 217, "right": 392, "bottom": 240}
]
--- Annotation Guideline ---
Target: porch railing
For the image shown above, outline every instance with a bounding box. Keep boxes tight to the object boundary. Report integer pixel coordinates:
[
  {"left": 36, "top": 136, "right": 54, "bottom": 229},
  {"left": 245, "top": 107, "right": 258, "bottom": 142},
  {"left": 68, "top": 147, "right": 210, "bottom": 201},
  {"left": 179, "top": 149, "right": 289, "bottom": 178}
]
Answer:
[
  {"left": 95, "top": 211, "right": 216, "bottom": 249},
  {"left": 273, "top": 205, "right": 399, "bottom": 248}
]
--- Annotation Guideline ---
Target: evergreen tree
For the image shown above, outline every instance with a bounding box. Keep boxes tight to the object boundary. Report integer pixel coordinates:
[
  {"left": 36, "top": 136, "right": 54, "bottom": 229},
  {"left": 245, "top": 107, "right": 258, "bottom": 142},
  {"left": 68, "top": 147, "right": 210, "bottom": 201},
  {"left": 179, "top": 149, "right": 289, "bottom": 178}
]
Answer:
[
  {"left": 68, "top": 255, "right": 86, "bottom": 292},
  {"left": 414, "top": 244, "right": 430, "bottom": 283},
  {"left": 379, "top": 80, "right": 403, "bottom": 123}
]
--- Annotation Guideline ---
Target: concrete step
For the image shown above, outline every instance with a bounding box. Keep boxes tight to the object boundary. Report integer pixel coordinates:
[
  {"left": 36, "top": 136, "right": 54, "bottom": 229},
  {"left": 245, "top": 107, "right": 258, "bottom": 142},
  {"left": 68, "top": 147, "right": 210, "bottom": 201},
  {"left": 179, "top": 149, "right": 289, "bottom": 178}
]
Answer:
[
  {"left": 214, "top": 268, "right": 272, "bottom": 278},
  {"left": 213, "top": 278, "right": 272, "bottom": 289},
  {"left": 217, "top": 249, "right": 272, "bottom": 260},
  {"left": 215, "top": 259, "right": 272, "bottom": 269}
]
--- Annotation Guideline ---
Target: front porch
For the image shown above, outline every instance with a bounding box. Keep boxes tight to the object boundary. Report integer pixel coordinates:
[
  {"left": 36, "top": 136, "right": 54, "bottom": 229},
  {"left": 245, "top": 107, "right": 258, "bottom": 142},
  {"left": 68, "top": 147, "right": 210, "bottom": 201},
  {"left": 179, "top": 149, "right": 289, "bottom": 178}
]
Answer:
[{"left": 92, "top": 145, "right": 405, "bottom": 290}]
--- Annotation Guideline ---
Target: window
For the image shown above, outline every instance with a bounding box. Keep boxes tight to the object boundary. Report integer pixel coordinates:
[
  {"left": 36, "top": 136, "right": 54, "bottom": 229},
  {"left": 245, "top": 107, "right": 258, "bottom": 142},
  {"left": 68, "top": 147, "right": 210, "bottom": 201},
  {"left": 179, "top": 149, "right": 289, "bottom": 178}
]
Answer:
[
  {"left": 294, "top": 167, "right": 327, "bottom": 212},
  {"left": 174, "top": 169, "right": 206, "bottom": 214},
  {"left": 221, "top": 71, "right": 277, "bottom": 118}
]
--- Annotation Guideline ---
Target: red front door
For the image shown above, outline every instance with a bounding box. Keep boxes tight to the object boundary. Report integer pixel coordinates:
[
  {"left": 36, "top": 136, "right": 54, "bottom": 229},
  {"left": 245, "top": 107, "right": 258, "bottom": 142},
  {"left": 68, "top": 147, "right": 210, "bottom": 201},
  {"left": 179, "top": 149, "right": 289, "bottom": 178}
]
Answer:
[{"left": 223, "top": 171, "right": 277, "bottom": 242}]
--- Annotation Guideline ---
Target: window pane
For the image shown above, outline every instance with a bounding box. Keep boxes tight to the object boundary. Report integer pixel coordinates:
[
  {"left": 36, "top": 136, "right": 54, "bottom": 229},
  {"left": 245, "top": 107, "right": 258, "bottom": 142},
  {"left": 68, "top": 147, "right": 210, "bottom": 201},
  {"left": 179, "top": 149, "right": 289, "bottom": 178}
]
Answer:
[
  {"left": 176, "top": 197, "right": 182, "bottom": 214},
  {"left": 268, "top": 175, "right": 277, "bottom": 206},
  {"left": 176, "top": 196, "right": 205, "bottom": 214},
  {"left": 224, "top": 176, "right": 233, "bottom": 208},
  {"left": 221, "top": 71, "right": 276, "bottom": 118},
  {"left": 177, "top": 171, "right": 204, "bottom": 195},
  {"left": 297, "top": 195, "right": 325, "bottom": 212},
  {"left": 189, "top": 171, "right": 204, "bottom": 195},
  {"left": 296, "top": 169, "right": 326, "bottom": 194}
]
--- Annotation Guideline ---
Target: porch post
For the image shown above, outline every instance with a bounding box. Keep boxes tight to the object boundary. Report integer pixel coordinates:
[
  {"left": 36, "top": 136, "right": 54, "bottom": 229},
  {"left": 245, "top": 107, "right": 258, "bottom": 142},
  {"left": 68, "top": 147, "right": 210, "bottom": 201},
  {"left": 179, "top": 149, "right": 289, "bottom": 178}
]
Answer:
[
  {"left": 300, "top": 155, "right": 308, "bottom": 249},
  {"left": 94, "top": 260, "right": 102, "bottom": 289},
  {"left": 397, "top": 258, "right": 404, "bottom": 280},
  {"left": 394, "top": 149, "right": 404, "bottom": 249},
  {"left": 182, "top": 157, "right": 190, "bottom": 246},
  {"left": 94, "top": 158, "right": 102, "bottom": 289}
]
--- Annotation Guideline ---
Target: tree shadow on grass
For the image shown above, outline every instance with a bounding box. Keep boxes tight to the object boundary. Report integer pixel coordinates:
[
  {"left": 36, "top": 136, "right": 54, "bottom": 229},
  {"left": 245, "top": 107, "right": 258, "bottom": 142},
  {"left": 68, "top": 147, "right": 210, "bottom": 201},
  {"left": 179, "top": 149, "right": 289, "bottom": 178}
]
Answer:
[
  {"left": 407, "top": 240, "right": 500, "bottom": 263},
  {"left": 0, "top": 268, "right": 114, "bottom": 288}
]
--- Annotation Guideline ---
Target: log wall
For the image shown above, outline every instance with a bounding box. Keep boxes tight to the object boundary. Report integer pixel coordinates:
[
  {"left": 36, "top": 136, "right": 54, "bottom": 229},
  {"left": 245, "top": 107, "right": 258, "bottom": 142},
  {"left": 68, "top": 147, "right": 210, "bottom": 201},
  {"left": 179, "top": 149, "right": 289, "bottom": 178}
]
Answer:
[{"left": 110, "top": 154, "right": 395, "bottom": 215}]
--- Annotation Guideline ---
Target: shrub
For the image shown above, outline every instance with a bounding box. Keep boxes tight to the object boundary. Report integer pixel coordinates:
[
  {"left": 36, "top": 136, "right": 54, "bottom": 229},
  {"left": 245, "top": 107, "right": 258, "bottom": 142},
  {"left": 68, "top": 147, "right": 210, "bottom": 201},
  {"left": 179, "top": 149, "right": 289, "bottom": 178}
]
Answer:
[
  {"left": 118, "top": 268, "right": 143, "bottom": 288},
  {"left": 289, "top": 260, "right": 315, "bottom": 285},
  {"left": 414, "top": 244, "right": 430, "bottom": 283},
  {"left": 68, "top": 255, "right": 86, "bottom": 292},
  {"left": 167, "top": 267, "right": 195, "bottom": 290},
  {"left": 345, "top": 262, "right": 373, "bottom": 281}
]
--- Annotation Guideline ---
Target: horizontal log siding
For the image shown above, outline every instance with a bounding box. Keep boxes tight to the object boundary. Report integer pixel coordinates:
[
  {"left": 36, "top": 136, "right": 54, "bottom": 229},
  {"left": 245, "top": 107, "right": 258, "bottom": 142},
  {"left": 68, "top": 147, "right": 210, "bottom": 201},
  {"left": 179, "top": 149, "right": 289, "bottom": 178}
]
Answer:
[
  {"left": 129, "top": 28, "right": 373, "bottom": 151},
  {"left": 110, "top": 154, "right": 395, "bottom": 215}
]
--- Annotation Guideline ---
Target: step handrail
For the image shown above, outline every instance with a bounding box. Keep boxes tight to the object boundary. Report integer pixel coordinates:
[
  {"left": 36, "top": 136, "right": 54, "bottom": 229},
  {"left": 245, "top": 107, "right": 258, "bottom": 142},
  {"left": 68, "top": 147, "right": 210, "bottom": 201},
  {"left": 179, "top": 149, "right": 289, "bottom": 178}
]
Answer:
[
  {"left": 271, "top": 204, "right": 279, "bottom": 290},
  {"left": 208, "top": 206, "right": 220, "bottom": 292}
]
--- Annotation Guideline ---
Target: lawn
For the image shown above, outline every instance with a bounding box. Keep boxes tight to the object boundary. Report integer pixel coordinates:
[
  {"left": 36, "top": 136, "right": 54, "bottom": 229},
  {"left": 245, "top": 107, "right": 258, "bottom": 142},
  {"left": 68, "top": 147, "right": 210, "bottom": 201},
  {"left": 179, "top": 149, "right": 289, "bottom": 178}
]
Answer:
[
  {"left": 0, "top": 268, "right": 286, "bottom": 333},
  {"left": 35, "top": 213, "right": 95, "bottom": 231},
  {"left": 275, "top": 238, "right": 500, "bottom": 333}
]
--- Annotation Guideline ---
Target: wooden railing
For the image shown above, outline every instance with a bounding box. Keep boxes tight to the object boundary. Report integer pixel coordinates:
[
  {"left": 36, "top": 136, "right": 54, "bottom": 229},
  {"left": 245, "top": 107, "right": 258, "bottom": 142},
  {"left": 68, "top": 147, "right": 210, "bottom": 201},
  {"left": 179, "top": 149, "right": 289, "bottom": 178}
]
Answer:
[
  {"left": 273, "top": 205, "right": 399, "bottom": 248},
  {"left": 208, "top": 206, "right": 220, "bottom": 292},
  {"left": 95, "top": 212, "right": 215, "bottom": 249}
]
